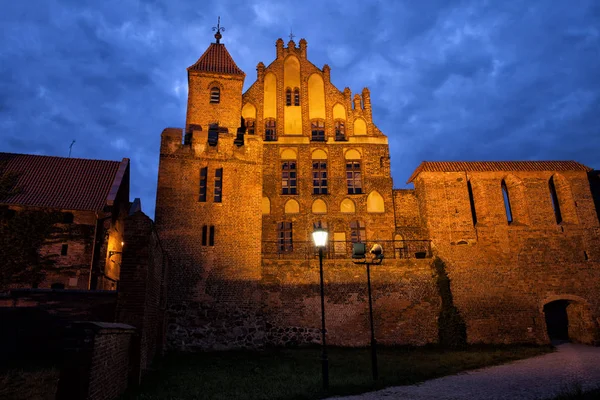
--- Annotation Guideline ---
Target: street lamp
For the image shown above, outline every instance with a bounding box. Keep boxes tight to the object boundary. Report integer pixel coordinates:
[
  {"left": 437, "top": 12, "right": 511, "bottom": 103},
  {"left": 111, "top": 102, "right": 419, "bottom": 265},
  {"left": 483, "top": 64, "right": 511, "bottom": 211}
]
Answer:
[
  {"left": 312, "top": 225, "right": 329, "bottom": 390},
  {"left": 352, "top": 242, "right": 384, "bottom": 381}
]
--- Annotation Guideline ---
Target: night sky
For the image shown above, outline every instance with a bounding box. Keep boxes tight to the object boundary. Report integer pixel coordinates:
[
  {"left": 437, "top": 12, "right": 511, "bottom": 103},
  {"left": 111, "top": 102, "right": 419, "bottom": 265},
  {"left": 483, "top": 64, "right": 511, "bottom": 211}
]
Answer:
[{"left": 1, "top": 1, "right": 599, "bottom": 218}]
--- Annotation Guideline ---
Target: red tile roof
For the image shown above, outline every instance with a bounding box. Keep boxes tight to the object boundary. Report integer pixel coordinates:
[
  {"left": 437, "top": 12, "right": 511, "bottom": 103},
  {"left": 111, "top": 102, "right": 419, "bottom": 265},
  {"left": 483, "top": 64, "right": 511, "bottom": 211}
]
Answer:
[
  {"left": 0, "top": 153, "right": 129, "bottom": 211},
  {"left": 188, "top": 43, "right": 245, "bottom": 76},
  {"left": 407, "top": 161, "right": 592, "bottom": 183}
]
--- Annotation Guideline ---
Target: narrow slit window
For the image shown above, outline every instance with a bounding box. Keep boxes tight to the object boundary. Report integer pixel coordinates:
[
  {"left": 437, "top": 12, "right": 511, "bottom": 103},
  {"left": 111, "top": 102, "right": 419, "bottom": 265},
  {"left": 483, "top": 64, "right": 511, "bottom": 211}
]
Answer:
[
  {"left": 549, "top": 177, "right": 562, "bottom": 224},
  {"left": 293, "top": 88, "right": 300, "bottom": 106},
  {"left": 214, "top": 168, "right": 223, "bottom": 203},
  {"left": 501, "top": 180, "right": 513, "bottom": 224},
  {"left": 209, "top": 226, "right": 215, "bottom": 246},
  {"left": 202, "top": 225, "right": 208, "bottom": 246},
  {"left": 312, "top": 161, "right": 328, "bottom": 195},
  {"left": 467, "top": 181, "right": 477, "bottom": 225},
  {"left": 285, "top": 88, "right": 292, "bottom": 106},
  {"left": 210, "top": 87, "right": 220, "bottom": 103},
  {"left": 199, "top": 167, "right": 208, "bottom": 202}
]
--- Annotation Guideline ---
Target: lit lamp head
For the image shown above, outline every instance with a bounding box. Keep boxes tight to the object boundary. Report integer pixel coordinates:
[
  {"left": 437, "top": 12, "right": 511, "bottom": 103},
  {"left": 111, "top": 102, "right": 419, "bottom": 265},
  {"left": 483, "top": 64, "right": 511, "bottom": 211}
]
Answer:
[{"left": 312, "top": 226, "right": 328, "bottom": 248}]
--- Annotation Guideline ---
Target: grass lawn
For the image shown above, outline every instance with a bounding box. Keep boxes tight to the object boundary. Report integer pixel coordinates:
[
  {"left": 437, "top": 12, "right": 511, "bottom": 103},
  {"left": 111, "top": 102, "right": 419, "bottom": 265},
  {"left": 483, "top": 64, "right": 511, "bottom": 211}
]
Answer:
[
  {"left": 123, "top": 344, "right": 553, "bottom": 400},
  {"left": 0, "top": 364, "right": 59, "bottom": 400}
]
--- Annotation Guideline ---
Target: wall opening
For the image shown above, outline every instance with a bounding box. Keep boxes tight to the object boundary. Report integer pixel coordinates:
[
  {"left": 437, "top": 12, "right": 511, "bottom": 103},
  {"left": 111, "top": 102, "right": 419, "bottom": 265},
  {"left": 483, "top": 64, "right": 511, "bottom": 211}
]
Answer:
[
  {"left": 543, "top": 300, "right": 569, "bottom": 343},
  {"left": 543, "top": 298, "right": 597, "bottom": 344}
]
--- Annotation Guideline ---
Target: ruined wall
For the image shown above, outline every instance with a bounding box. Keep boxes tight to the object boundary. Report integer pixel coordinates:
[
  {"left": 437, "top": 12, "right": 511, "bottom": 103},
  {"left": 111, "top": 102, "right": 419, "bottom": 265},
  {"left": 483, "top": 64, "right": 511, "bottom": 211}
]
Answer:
[{"left": 415, "top": 170, "right": 600, "bottom": 344}]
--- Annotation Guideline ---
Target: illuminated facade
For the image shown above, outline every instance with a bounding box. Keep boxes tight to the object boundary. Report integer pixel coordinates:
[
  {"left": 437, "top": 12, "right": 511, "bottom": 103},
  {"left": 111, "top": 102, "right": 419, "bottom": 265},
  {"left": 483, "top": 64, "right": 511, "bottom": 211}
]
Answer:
[{"left": 155, "top": 32, "right": 600, "bottom": 350}]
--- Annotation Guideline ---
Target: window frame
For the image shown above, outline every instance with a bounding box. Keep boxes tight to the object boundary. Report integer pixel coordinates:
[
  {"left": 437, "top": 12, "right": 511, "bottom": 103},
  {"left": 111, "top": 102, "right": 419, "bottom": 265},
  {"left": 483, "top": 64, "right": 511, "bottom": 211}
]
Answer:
[
  {"left": 214, "top": 168, "right": 223, "bottom": 203},
  {"left": 265, "top": 119, "right": 277, "bottom": 141},
  {"left": 199, "top": 167, "right": 208, "bottom": 202},
  {"left": 281, "top": 161, "right": 297, "bottom": 195},
  {"left": 278, "top": 221, "right": 293, "bottom": 252},
  {"left": 293, "top": 88, "right": 300, "bottom": 106},
  {"left": 334, "top": 120, "right": 346, "bottom": 141},
  {"left": 312, "top": 160, "right": 328, "bottom": 195},
  {"left": 210, "top": 87, "right": 220, "bottom": 104},
  {"left": 311, "top": 119, "right": 326, "bottom": 142},
  {"left": 285, "top": 88, "right": 292, "bottom": 106},
  {"left": 246, "top": 119, "right": 255, "bottom": 135},
  {"left": 346, "top": 161, "right": 363, "bottom": 194},
  {"left": 350, "top": 220, "right": 366, "bottom": 243}
]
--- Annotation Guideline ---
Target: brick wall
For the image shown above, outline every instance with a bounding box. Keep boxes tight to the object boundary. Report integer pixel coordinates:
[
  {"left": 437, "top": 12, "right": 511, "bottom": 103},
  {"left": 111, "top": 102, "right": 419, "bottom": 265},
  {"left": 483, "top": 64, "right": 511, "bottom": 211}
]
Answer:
[
  {"left": 414, "top": 170, "right": 600, "bottom": 344},
  {"left": 0, "top": 289, "right": 117, "bottom": 363},
  {"left": 57, "top": 322, "right": 135, "bottom": 400},
  {"left": 158, "top": 37, "right": 600, "bottom": 350},
  {"left": 116, "top": 211, "right": 168, "bottom": 378}
]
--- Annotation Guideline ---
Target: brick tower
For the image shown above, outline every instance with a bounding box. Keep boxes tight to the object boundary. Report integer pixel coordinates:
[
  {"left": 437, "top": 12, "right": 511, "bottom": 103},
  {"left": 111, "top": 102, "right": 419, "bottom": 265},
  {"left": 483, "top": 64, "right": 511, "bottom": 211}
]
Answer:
[{"left": 155, "top": 25, "right": 263, "bottom": 349}]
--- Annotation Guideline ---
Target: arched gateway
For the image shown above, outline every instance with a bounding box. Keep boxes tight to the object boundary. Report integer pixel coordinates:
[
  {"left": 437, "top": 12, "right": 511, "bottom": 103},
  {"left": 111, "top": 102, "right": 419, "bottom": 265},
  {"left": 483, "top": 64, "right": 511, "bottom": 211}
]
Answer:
[{"left": 541, "top": 295, "right": 598, "bottom": 345}]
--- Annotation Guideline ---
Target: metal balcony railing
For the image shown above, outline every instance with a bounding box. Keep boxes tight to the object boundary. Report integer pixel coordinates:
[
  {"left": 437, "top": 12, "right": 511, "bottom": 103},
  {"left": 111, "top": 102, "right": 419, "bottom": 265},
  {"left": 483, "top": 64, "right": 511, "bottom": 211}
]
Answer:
[{"left": 261, "top": 240, "right": 432, "bottom": 260}]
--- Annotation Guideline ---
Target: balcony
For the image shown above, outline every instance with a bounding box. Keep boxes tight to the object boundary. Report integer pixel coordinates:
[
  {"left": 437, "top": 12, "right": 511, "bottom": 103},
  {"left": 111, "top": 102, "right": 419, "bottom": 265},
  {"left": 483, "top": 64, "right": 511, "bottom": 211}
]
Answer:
[{"left": 261, "top": 240, "right": 432, "bottom": 260}]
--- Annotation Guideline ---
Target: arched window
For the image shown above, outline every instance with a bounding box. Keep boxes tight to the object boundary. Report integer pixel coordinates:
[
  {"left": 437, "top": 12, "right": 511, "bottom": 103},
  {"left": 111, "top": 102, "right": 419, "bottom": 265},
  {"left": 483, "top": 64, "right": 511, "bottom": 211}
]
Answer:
[
  {"left": 285, "top": 88, "right": 292, "bottom": 106},
  {"left": 311, "top": 120, "right": 325, "bottom": 142},
  {"left": 335, "top": 120, "right": 346, "bottom": 141},
  {"left": 467, "top": 181, "right": 477, "bottom": 225},
  {"left": 366, "top": 191, "right": 385, "bottom": 213},
  {"left": 549, "top": 176, "right": 562, "bottom": 224},
  {"left": 501, "top": 180, "right": 513, "bottom": 224},
  {"left": 265, "top": 119, "right": 277, "bottom": 141},
  {"left": 293, "top": 88, "right": 300, "bottom": 106},
  {"left": 210, "top": 87, "right": 220, "bottom": 103}
]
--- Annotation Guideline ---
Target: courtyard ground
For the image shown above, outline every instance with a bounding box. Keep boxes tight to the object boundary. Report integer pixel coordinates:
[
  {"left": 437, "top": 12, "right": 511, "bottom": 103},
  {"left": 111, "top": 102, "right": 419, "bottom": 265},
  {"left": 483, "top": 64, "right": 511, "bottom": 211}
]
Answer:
[
  {"left": 122, "top": 344, "right": 552, "bottom": 400},
  {"left": 331, "top": 343, "right": 600, "bottom": 400}
]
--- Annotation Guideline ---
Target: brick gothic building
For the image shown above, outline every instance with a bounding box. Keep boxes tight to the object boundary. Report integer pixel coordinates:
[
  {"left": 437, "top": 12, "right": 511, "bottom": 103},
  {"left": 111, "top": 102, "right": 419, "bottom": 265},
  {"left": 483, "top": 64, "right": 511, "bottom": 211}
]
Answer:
[{"left": 156, "top": 33, "right": 600, "bottom": 350}]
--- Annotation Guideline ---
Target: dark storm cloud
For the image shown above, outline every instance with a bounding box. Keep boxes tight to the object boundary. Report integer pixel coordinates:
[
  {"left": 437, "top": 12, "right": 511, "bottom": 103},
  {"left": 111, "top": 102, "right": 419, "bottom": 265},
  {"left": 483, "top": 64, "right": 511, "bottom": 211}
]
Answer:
[{"left": 1, "top": 0, "right": 599, "bottom": 215}]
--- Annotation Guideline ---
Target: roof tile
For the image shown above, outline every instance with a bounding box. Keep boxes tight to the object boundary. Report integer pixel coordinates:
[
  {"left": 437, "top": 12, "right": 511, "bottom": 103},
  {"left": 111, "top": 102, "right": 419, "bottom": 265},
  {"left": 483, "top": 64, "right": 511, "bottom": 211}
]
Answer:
[
  {"left": 188, "top": 43, "right": 244, "bottom": 76},
  {"left": 407, "top": 161, "right": 592, "bottom": 183},
  {"left": 0, "top": 153, "right": 128, "bottom": 211}
]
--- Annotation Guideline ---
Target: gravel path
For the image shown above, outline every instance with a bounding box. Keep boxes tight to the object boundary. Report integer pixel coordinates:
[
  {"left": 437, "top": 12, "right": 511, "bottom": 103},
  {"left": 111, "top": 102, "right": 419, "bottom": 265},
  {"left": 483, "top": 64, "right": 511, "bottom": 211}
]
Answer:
[{"left": 329, "top": 344, "right": 600, "bottom": 400}]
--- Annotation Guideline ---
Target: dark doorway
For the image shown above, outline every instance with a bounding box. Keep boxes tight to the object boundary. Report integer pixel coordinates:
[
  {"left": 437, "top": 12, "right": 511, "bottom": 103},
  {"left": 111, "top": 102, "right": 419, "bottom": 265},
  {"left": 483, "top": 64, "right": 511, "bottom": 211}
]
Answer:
[{"left": 544, "top": 300, "right": 570, "bottom": 342}]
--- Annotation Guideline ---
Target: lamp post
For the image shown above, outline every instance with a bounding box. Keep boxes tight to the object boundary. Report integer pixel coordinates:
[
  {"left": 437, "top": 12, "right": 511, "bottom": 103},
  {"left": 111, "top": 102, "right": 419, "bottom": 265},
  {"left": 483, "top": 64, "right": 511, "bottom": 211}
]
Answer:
[
  {"left": 312, "top": 226, "right": 329, "bottom": 390},
  {"left": 352, "top": 242, "right": 383, "bottom": 381}
]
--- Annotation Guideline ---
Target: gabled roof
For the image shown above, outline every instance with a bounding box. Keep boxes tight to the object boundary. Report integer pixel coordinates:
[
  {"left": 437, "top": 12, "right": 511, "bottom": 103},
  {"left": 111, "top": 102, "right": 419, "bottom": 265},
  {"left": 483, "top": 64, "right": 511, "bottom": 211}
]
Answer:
[
  {"left": 188, "top": 43, "right": 245, "bottom": 76},
  {"left": 407, "top": 161, "right": 592, "bottom": 183},
  {"left": 0, "top": 152, "right": 129, "bottom": 211}
]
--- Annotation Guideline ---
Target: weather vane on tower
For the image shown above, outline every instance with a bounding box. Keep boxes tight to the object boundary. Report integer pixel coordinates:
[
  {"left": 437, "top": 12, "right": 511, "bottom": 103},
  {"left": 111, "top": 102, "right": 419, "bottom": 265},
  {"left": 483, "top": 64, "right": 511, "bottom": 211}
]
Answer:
[
  {"left": 212, "top": 16, "right": 225, "bottom": 43},
  {"left": 289, "top": 29, "right": 295, "bottom": 41}
]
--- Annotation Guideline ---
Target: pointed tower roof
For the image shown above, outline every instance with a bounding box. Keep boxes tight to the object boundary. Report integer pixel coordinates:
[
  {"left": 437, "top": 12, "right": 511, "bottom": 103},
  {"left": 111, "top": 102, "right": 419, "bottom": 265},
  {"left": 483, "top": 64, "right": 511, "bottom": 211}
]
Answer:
[
  {"left": 188, "top": 43, "right": 244, "bottom": 75},
  {"left": 187, "top": 18, "right": 244, "bottom": 76}
]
